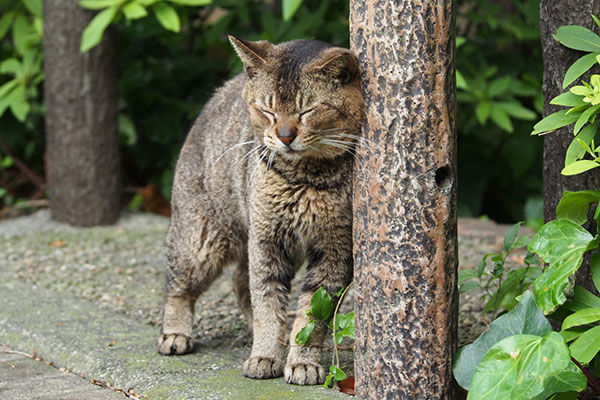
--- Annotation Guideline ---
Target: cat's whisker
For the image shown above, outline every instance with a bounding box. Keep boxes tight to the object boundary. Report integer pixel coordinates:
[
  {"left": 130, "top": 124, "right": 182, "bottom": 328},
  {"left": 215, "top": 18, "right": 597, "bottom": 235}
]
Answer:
[
  {"left": 323, "top": 134, "right": 375, "bottom": 155},
  {"left": 319, "top": 139, "right": 367, "bottom": 166},
  {"left": 238, "top": 144, "right": 264, "bottom": 165},
  {"left": 214, "top": 140, "right": 256, "bottom": 164},
  {"left": 246, "top": 148, "right": 269, "bottom": 195},
  {"left": 267, "top": 151, "right": 275, "bottom": 169}
]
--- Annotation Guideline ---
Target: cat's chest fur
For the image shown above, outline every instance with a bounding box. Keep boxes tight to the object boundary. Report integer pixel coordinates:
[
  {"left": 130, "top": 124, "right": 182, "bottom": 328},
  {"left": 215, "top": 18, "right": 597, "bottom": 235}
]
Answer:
[{"left": 248, "top": 157, "right": 352, "bottom": 243}]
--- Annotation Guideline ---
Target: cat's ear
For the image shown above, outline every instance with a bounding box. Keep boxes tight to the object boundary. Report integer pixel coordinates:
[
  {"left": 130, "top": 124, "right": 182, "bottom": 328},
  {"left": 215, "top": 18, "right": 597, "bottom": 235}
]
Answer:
[
  {"left": 305, "top": 48, "right": 359, "bottom": 84},
  {"left": 228, "top": 35, "right": 272, "bottom": 78}
]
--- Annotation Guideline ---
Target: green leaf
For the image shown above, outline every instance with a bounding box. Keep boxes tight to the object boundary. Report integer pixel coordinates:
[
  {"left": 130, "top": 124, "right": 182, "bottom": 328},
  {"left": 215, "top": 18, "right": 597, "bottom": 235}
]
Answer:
[
  {"left": 569, "top": 325, "right": 600, "bottom": 364},
  {"left": 329, "top": 364, "right": 347, "bottom": 381},
  {"left": 528, "top": 220, "right": 596, "bottom": 314},
  {"left": 495, "top": 102, "right": 537, "bottom": 121},
  {"left": 23, "top": 0, "right": 42, "bottom": 17},
  {"left": 556, "top": 190, "right": 600, "bottom": 225},
  {"left": 118, "top": 113, "right": 137, "bottom": 145},
  {"left": 591, "top": 251, "right": 600, "bottom": 293},
  {"left": 460, "top": 280, "right": 480, "bottom": 293},
  {"left": 514, "top": 235, "right": 532, "bottom": 249},
  {"left": 561, "top": 160, "right": 600, "bottom": 175},
  {"left": 0, "top": 188, "right": 7, "bottom": 198},
  {"left": 152, "top": 2, "right": 180, "bottom": 32},
  {"left": 563, "top": 53, "right": 600, "bottom": 89},
  {"left": 540, "top": 361, "right": 587, "bottom": 398},
  {"left": 531, "top": 110, "right": 581, "bottom": 135},
  {"left": 310, "top": 287, "right": 333, "bottom": 322},
  {"left": 0, "top": 12, "right": 13, "bottom": 41},
  {"left": 488, "top": 76, "right": 511, "bottom": 97},
  {"left": 79, "top": 0, "right": 122, "bottom": 10},
  {"left": 483, "top": 267, "right": 542, "bottom": 312},
  {"left": 0, "top": 156, "right": 13, "bottom": 169},
  {"left": 504, "top": 222, "right": 522, "bottom": 252},
  {"left": 122, "top": 2, "right": 148, "bottom": 19},
  {"left": 334, "top": 311, "right": 354, "bottom": 343},
  {"left": 565, "top": 123, "right": 597, "bottom": 165},
  {"left": 475, "top": 101, "right": 491, "bottom": 124},
  {"left": 0, "top": 58, "right": 22, "bottom": 76},
  {"left": 456, "top": 69, "right": 468, "bottom": 90},
  {"left": 562, "top": 307, "right": 600, "bottom": 330},
  {"left": 166, "top": 0, "right": 212, "bottom": 5},
  {"left": 554, "top": 25, "right": 600, "bottom": 52},
  {"left": 467, "top": 332, "right": 574, "bottom": 400},
  {"left": 459, "top": 269, "right": 477, "bottom": 283},
  {"left": 574, "top": 104, "right": 600, "bottom": 135},
  {"left": 80, "top": 6, "right": 119, "bottom": 53},
  {"left": 550, "top": 91, "right": 587, "bottom": 107},
  {"left": 560, "top": 327, "right": 587, "bottom": 343},
  {"left": 453, "top": 291, "right": 552, "bottom": 390},
  {"left": 282, "top": 0, "right": 303, "bottom": 21},
  {"left": 567, "top": 285, "right": 600, "bottom": 311},
  {"left": 12, "top": 14, "right": 30, "bottom": 56},
  {"left": 323, "top": 373, "right": 334, "bottom": 389},
  {"left": 490, "top": 105, "right": 513, "bottom": 132},
  {"left": 295, "top": 320, "right": 315, "bottom": 345}
]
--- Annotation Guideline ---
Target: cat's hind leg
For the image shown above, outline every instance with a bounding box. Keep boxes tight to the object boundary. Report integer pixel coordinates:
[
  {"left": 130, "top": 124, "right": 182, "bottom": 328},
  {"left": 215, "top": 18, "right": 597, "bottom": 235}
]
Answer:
[{"left": 157, "top": 217, "right": 236, "bottom": 355}]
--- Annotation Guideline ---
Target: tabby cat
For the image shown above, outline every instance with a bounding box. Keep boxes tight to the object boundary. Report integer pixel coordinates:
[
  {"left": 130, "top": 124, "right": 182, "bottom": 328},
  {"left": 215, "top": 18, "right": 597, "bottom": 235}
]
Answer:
[{"left": 157, "top": 36, "right": 364, "bottom": 385}]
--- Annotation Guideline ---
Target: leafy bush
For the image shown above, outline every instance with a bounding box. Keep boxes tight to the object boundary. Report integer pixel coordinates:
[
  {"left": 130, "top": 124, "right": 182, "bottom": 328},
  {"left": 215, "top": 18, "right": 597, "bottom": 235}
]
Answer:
[{"left": 455, "top": 17, "right": 600, "bottom": 399}]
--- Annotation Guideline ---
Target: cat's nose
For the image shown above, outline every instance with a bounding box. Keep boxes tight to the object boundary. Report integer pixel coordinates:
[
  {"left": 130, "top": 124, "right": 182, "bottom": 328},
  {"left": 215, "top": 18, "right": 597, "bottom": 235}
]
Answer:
[{"left": 277, "top": 123, "right": 297, "bottom": 146}]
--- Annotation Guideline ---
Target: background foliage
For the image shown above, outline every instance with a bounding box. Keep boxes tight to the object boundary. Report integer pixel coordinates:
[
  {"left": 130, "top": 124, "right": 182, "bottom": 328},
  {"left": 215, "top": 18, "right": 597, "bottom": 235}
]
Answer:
[{"left": 0, "top": 0, "right": 543, "bottom": 223}]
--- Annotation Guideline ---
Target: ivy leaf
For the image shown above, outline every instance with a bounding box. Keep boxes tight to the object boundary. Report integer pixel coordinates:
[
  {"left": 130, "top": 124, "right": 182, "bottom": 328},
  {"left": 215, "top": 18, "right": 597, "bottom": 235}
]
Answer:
[
  {"left": 453, "top": 291, "right": 551, "bottom": 390},
  {"left": 569, "top": 325, "right": 600, "bottom": 365},
  {"left": 295, "top": 320, "right": 315, "bottom": 345},
  {"left": 563, "top": 53, "right": 600, "bottom": 89},
  {"left": 554, "top": 25, "right": 600, "bottom": 53},
  {"left": 310, "top": 287, "right": 333, "bottom": 322},
  {"left": 152, "top": 2, "right": 180, "bottom": 32},
  {"left": 556, "top": 190, "right": 600, "bottom": 225},
  {"left": 334, "top": 312, "right": 355, "bottom": 344},
  {"left": 467, "top": 332, "right": 575, "bottom": 400},
  {"left": 531, "top": 109, "right": 581, "bottom": 135},
  {"left": 528, "top": 220, "right": 596, "bottom": 314},
  {"left": 80, "top": 6, "right": 119, "bottom": 52},
  {"left": 539, "top": 361, "right": 587, "bottom": 399}
]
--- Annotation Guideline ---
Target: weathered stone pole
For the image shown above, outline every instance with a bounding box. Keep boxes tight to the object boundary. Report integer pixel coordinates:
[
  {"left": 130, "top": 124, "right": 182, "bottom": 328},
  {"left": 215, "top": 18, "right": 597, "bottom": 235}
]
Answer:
[{"left": 350, "top": 0, "right": 458, "bottom": 398}]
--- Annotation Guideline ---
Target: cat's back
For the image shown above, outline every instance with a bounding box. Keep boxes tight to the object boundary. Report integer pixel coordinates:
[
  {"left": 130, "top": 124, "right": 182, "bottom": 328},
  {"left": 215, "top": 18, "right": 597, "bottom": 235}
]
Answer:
[{"left": 170, "top": 74, "right": 253, "bottom": 223}]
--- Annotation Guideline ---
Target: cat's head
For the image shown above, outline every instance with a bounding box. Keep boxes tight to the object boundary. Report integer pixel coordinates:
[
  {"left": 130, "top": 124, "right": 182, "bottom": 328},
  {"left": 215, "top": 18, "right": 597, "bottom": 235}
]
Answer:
[{"left": 229, "top": 36, "right": 364, "bottom": 161}]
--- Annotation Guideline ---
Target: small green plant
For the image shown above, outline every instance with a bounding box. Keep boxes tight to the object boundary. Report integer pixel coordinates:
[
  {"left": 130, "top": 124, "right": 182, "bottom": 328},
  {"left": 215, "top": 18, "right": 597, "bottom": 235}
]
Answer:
[
  {"left": 0, "top": 0, "right": 43, "bottom": 122},
  {"left": 454, "top": 15, "right": 600, "bottom": 399},
  {"left": 295, "top": 285, "right": 354, "bottom": 389},
  {"left": 78, "top": 0, "right": 213, "bottom": 52},
  {"left": 532, "top": 15, "right": 600, "bottom": 175},
  {"left": 459, "top": 222, "right": 541, "bottom": 318}
]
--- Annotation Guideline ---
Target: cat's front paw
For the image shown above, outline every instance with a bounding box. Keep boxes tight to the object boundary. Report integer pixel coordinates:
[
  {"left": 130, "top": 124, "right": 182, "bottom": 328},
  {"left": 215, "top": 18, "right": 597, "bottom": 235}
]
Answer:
[
  {"left": 242, "top": 357, "right": 284, "bottom": 379},
  {"left": 157, "top": 333, "right": 193, "bottom": 355},
  {"left": 284, "top": 362, "right": 326, "bottom": 385}
]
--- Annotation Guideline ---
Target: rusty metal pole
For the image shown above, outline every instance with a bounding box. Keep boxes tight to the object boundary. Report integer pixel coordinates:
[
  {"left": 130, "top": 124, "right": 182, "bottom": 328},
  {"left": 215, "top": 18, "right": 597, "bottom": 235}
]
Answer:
[{"left": 350, "top": 0, "right": 458, "bottom": 398}]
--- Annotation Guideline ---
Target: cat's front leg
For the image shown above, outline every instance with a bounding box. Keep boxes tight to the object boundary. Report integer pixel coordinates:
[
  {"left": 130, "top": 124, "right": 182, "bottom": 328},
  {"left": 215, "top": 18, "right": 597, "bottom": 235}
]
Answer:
[
  {"left": 285, "top": 243, "right": 353, "bottom": 385},
  {"left": 242, "top": 234, "right": 293, "bottom": 379}
]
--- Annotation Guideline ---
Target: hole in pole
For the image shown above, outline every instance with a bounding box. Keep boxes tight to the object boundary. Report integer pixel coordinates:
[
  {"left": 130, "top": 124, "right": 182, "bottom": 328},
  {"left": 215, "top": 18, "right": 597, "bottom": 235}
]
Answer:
[{"left": 435, "top": 166, "right": 452, "bottom": 190}]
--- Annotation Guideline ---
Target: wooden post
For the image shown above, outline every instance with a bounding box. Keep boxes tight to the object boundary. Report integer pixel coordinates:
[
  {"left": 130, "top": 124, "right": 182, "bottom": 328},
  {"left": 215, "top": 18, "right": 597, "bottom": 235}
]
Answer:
[
  {"left": 350, "top": 0, "right": 458, "bottom": 398},
  {"left": 43, "top": 0, "right": 120, "bottom": 226}
]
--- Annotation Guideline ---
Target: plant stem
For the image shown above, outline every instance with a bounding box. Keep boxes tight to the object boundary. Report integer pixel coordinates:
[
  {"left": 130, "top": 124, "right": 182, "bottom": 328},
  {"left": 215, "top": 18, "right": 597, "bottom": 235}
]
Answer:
[
  {"left": 572, "top": 357, "right": 600, "bottom": 394},
  {"left": 331, "top": 282, "right": 353, "bottom": 368}
]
